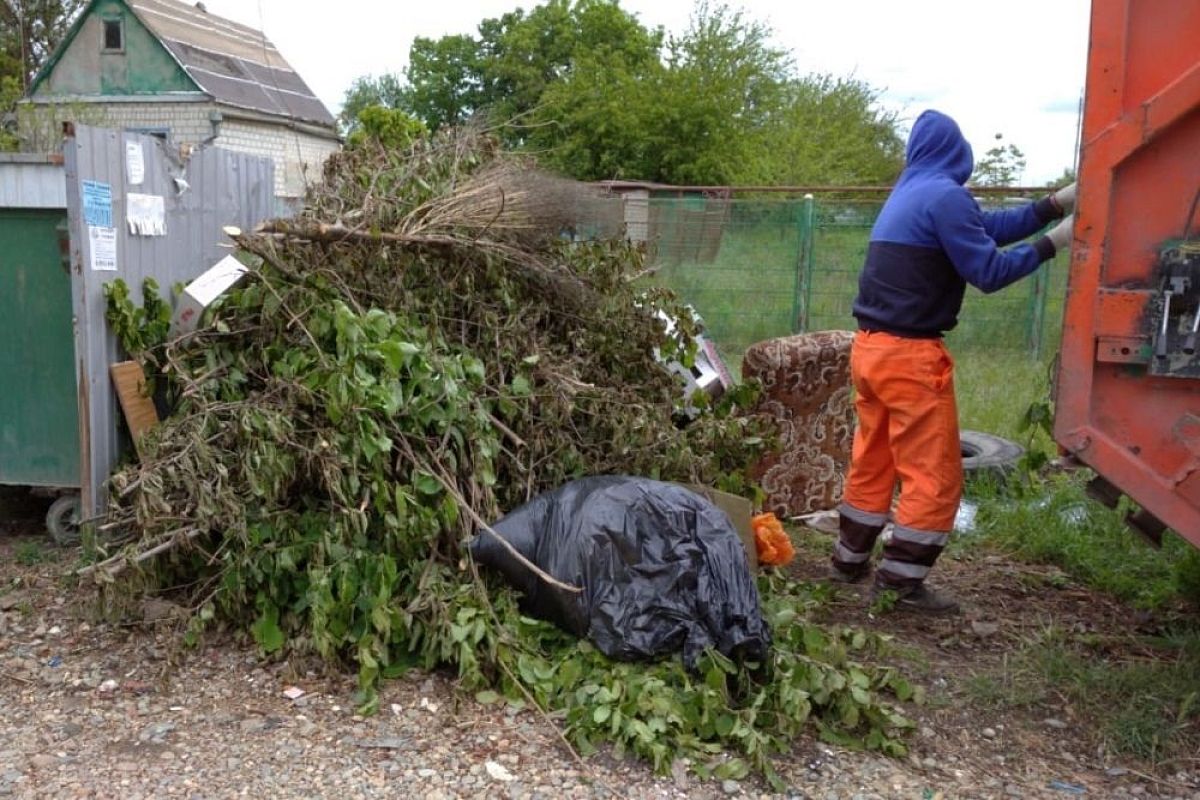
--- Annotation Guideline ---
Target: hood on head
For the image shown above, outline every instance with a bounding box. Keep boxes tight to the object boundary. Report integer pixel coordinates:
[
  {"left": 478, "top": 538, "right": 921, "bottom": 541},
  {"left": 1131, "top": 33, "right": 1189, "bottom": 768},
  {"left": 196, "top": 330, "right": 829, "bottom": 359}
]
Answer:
[{"left": 906, "top": 110, "right": 973, "bottom": 185}]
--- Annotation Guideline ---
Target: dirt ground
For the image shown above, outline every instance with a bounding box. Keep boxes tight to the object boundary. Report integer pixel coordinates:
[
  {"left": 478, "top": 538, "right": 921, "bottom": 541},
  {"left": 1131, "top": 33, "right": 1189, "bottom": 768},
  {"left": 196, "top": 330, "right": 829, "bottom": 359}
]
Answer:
[{"left": 2, "top": 497, "right": 1199, "bottom": 800}]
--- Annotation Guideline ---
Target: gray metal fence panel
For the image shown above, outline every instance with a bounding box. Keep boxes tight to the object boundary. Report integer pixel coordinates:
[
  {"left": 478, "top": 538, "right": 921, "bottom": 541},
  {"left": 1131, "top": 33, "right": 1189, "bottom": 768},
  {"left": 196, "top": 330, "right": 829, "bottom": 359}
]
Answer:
[
  {"left": 63, "top": 124, "right": 276, "bottom": 520},
  {"left": 0, "top": 155, "right": 67, "bottom": 208}
]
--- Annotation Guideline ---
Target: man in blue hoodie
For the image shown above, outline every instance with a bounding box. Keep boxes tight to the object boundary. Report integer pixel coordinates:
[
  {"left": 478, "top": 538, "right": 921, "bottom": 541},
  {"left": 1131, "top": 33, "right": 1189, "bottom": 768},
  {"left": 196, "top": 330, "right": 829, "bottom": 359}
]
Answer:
[{"left": 832, "top": 110, "right": 1075, "bottom": 613}]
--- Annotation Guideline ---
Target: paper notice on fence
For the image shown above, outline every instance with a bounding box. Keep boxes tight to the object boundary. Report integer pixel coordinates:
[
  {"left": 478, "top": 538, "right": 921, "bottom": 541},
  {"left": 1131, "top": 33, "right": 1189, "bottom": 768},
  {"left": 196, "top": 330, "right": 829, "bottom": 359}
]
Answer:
[
  {"left": 88, "top": 226, "right": 118, "bottom": 271},
  {"left": 126, "top": 141, "right": 145, "bottom": 185},
  {"left": 126, "top": 193, "right": 166, "bottom": 236},
  {"left": 82, "top": 180, "right": 113, "bottom": 227}
]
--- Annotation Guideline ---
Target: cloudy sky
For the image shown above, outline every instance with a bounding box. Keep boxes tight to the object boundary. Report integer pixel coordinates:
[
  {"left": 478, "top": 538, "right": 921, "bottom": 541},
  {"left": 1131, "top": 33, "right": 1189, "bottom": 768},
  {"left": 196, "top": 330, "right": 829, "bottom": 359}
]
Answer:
[{"left": 200, "top": 0, "right": 1092, "bottom": 184}]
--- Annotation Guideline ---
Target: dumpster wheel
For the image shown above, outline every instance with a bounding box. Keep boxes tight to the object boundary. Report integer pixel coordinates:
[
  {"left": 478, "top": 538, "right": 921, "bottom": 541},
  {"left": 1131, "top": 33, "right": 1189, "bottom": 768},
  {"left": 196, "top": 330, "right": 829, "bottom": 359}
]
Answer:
[{"left": 46, "top": 495, "right": 82, "bottom": 546}]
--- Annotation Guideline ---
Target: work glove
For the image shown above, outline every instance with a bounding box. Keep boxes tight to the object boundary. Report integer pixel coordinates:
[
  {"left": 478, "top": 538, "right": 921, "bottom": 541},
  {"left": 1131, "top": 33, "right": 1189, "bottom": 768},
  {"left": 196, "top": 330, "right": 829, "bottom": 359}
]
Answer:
[
  {"left": 1051, "top": 182, "right": 1076, "bottom": 215},
  {"left": 1047, "top": 213, "right": 1074, "bottom": 253}
]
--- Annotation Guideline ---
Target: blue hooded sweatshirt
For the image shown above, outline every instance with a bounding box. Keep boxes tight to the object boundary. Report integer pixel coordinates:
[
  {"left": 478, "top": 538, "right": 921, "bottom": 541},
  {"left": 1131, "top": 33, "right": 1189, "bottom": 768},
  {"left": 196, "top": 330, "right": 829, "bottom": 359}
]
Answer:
[{"left": 852, "top": 110, "right": 1062, "bottom": 337}]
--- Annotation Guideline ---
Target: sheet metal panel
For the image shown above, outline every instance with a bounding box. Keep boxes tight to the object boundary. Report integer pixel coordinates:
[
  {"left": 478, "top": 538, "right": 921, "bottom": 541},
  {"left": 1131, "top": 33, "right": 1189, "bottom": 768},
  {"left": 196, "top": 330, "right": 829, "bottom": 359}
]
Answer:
[
  {"left": 64, "top": 124, "right": 274, "bottom": 520},
  {"left": 0, "top": 157, "right": 67, "bottom": 209},
  {"left": 1054, "top": 0, "right": 1200, "bottom": 544}
]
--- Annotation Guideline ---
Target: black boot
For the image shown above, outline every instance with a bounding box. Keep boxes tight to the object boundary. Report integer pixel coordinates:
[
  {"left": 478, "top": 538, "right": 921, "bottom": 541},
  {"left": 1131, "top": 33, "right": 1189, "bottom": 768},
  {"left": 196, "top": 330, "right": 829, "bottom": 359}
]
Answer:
[
  {"left": 872, "top": 582, "right": 960, "bottom": 615},
  {"left": 873, "top": 523, "right": 958, "bottom": 614},
  {"left": 831, "top": 505, "right": 887, "bottom": 583}
]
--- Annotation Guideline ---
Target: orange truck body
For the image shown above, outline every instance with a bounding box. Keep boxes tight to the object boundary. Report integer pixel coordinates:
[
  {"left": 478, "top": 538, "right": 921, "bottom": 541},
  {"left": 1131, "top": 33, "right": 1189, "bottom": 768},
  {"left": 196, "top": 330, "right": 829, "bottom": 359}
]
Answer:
[{"left": 1055, "top": 0, "right": 1200, "bottom": 544}]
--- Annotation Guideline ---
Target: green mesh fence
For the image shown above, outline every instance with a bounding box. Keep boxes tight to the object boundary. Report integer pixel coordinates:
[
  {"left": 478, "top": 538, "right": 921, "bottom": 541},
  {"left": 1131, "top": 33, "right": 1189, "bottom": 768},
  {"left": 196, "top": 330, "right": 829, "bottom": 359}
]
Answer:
[
  {"left": 644, "top": 198, "right": 806, "bottom": 356},
  {"left": 641, "top": 193, "right": 1067, "bottom": 360}
]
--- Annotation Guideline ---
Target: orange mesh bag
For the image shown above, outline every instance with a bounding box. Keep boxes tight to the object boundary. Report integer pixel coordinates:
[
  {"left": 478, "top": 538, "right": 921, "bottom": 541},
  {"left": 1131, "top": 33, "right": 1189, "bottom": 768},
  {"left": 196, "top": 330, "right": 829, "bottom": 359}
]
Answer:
[{"left": 752, "top": 512, "right": 795, "bottom": 567}]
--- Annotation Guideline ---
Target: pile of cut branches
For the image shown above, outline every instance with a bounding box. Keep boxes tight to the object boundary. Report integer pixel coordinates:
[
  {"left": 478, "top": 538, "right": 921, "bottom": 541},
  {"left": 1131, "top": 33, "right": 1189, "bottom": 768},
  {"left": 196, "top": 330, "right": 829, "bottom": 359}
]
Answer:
[{"left": 94, "top": 127, "right": 913, "bottom": 787}]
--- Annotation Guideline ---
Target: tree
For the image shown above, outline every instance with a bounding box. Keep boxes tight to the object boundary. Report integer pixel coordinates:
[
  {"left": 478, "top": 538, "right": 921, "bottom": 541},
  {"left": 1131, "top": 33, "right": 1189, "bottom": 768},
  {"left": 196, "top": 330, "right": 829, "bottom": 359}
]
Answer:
[
  {"left": 526, "top": 45, "right": 662, "bottom": 180},
  {"left": 530, "top": 2, "right": 793, "bottom": 184},
  {"left": 0, "top": 74, "right": 20, "bottom": 149},
  {"left": 750, "top": 75, "right": 905, "bottom": 186},
  {"left": 528, "top": 2, "right": 902, "bottom": 186},
  {"left": 971, "top": 133, "right": 1027, "bottom": 187},
  {"left": 1, "top": 1, "right": 86, "bottom": 150},
  {"left": 1045, "top": 166, "right": 1075, "bottom": 189},
  {"left": 339, "top": 73, "right": 407, "bottom": 133},
  {"left": 340, "top": 0, "right": 905, "bottom": 186},
  {"left": 403, "top": 34, "right": 483, "bottom": 131},
  {"left": 396, "top": 0, "right": 661, "bottom": 133},
  {"left": 345, "top": 106, "right": 427, "bottom": 150},
  {"left": 647, "top": 2, "right": 791, "bottom": 184},
  {"left": 0, "top": 0, "right": 86, "bottom": 87}
]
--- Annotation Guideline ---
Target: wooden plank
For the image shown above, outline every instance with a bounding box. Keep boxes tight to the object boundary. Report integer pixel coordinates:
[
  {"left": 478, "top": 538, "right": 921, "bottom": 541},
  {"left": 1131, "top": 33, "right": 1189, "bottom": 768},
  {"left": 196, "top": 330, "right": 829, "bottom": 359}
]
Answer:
[{"left": 109, "top": 361, "right": 159, "bottom": 457}]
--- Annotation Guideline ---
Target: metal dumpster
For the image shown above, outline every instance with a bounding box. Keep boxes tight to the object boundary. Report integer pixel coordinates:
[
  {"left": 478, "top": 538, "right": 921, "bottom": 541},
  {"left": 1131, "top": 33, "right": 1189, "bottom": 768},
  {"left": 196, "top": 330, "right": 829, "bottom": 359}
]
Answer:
[
  {"left": 0, "top": 154, "right": 81, "bottom": 541},
  {"left": 1054, "top": 0, "right": 1200, "bottom": 545}
]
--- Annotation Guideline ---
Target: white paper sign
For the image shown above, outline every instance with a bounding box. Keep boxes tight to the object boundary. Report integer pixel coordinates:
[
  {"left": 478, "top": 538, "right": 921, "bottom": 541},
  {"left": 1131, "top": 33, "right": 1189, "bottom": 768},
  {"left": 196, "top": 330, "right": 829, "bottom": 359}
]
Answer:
[
  {"left": 126, "top": 193, "right": 165, "bottom": 236},
  {"left": 126, "top": 141, "right": 145, "bottom": 185},
  {"left": 88, "top": 226, "right": 118, "bottom": 271}
]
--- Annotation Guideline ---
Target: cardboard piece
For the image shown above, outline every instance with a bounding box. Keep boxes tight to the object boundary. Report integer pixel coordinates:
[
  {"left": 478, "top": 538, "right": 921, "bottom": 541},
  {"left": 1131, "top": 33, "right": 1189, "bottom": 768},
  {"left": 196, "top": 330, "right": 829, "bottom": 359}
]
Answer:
[
  {"left": 110, "top": 361, "right": 159, "bottom": 456},
  {"left": 170, "top": 255, "right": 248, "bottom": 335},
  {"left": 684, "top": 483, "right": 757, "bottom": 571}
]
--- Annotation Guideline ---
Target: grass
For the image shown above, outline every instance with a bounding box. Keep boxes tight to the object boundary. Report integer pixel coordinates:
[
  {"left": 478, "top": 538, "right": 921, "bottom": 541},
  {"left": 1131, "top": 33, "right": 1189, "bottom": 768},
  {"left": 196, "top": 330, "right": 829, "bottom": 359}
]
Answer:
[
  {"left": 650, "top": 206, "right": 804, "bottom": 357},
  {"left": 966, "top": 623, "right": 1200, "bottom": 764},
  {"left": 15, "top": 540, "right": 45, "bottom": 566},
  {"left": 953, "top": 350, "right": 1053, "bottom": 441},
  {"left": 969, "top": 475, "right": 1200, "bottom": 610},
  {"left": 959, "top": 474, "right": 1200, "bottom": 765}
]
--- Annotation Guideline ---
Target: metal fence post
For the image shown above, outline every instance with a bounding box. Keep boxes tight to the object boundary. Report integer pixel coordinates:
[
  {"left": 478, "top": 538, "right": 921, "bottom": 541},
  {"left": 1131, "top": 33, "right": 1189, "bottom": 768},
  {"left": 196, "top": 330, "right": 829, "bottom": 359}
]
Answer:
[
  {"left": 1029, "top": 261, "right": 1048, "bottom": 359},
  {"left": 794, "top": 193, "right": 816, "bottom": 333}
]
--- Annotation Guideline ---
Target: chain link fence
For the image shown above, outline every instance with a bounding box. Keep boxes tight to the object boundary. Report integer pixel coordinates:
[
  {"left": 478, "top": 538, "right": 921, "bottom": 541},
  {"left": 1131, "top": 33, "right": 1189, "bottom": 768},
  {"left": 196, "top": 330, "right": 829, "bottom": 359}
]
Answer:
[{"left": 637, "top": 190, "right": 1068, "bottom": 362}]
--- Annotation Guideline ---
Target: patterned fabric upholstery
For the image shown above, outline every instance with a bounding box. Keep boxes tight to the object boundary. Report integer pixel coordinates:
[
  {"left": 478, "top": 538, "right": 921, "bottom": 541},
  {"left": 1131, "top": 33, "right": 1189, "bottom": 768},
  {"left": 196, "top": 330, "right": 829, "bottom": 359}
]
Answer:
[{"left": 742, "top": 331, "right": 855, "bottom": 517}]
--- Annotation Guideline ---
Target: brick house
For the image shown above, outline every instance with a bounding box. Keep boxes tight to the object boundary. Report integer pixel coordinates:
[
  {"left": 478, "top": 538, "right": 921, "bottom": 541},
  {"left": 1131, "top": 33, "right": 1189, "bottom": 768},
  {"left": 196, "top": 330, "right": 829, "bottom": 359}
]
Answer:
[{"left": 20, "top": 0, "right": 340, "bottom": 202}]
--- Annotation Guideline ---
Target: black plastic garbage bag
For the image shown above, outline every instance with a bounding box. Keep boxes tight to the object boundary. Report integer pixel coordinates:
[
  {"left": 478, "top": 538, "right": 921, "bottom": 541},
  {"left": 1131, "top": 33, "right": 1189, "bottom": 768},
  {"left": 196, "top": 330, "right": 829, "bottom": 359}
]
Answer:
[{"left": 470, "top": 476, "right": 770, "bottom": 666}]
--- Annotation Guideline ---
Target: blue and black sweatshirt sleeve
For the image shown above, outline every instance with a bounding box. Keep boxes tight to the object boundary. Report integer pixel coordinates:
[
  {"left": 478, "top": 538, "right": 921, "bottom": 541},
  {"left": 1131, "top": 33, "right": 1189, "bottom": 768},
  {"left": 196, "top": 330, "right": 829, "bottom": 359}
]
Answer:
[{"left": 932, "top": 191, "right": 1065, "bottom": 294}]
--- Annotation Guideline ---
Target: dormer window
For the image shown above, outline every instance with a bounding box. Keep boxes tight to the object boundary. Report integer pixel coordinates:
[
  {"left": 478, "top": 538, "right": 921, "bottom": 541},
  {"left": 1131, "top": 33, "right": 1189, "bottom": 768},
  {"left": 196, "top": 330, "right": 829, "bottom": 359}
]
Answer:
[{"left": 103, "top": 17, "right": 124, "bottom": 52}]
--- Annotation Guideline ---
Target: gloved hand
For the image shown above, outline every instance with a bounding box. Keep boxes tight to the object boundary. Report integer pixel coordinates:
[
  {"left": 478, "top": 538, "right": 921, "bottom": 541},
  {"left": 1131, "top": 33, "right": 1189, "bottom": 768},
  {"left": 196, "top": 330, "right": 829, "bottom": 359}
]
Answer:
[
  {"left": 1052, "top": 182, "right": 1076, "bottom": 215},
  {"left": 1047, "top": 213, "right": 1074, "bottom": 252}
]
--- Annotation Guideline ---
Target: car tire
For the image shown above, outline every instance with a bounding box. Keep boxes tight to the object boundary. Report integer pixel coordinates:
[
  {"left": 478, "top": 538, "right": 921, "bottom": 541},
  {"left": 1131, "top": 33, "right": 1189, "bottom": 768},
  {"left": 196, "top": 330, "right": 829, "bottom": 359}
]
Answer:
[{"left": 960, "top": 430, "right": 1024, "bottom": 475}]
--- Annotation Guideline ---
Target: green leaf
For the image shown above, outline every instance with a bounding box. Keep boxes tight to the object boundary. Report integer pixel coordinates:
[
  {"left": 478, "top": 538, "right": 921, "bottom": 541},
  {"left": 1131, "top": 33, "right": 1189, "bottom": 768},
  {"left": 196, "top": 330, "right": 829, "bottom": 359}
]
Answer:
[
  {"left": 475, "top": 690, "right": 501, "bottom": 705},
  {"left": 510, "top": 375, "right": 531, "bottom": 397},
  {"left": 413, "top": 471, "right": 442, "bottom": 496},
  {"left": 251, "top": 608, "right": 285, "bottom": 654},
  {"left": 802, "top": 626, "right": 828, "bottom": 654},
  {"left": 355, "top": 689, "right": 380, "bottom": 716},
  {"left": 713, "top": 758, "right": 749, "bottom": 780}
]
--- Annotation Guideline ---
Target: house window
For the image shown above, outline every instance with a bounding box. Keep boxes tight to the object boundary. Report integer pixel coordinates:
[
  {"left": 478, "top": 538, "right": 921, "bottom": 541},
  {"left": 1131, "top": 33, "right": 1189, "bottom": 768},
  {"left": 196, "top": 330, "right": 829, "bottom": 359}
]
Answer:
[
  {"left": 103, "top": 18, "right": 124, "bottom": 52},
  {"left": 126, "top": 127, "right": 170, "bottom": 141}
]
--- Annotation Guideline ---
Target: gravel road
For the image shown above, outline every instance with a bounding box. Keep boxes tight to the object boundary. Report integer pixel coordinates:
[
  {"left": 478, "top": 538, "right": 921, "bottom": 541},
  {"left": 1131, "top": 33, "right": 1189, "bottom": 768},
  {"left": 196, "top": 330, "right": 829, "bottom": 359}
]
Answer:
[{"left": 3, "top": 538, "right": 1199, "bottom": 799}]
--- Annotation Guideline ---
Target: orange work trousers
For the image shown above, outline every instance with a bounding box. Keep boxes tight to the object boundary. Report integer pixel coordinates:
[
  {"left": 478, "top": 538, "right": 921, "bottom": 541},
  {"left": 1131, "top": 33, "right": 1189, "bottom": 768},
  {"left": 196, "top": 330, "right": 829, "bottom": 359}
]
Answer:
[{"left": 842, "top": 330, "right": 962, "bottom": 534}]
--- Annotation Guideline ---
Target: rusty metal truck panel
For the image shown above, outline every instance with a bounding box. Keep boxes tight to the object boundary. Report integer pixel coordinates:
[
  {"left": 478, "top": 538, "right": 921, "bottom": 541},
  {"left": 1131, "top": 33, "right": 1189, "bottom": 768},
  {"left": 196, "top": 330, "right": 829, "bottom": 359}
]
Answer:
[{"left": 1055, "top": 0, "right": 1200, "bottom": 543}]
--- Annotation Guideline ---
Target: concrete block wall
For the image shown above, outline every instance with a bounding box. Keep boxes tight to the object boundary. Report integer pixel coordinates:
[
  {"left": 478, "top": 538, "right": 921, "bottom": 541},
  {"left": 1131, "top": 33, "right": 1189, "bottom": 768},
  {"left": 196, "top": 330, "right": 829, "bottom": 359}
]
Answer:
[
  {"left": 90, "top": 101, "right": 218, "bottom": 143},
  {"left": 215, "top": 119, "right": 340, "bottom": 199},
  {"left": 17, "top": 100, "right": 214, "bottom": 153},
  {"left": 19, "top": 100, "right": 340, "bottom": 200}
]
